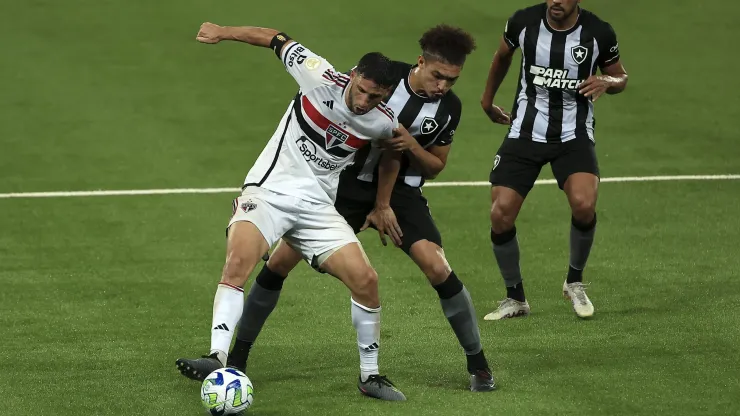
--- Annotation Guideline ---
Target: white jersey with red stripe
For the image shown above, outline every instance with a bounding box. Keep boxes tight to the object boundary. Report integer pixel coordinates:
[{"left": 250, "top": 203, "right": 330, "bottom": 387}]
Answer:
[{"left": 243, "top": 41, "right": 398, "bottom": 205}]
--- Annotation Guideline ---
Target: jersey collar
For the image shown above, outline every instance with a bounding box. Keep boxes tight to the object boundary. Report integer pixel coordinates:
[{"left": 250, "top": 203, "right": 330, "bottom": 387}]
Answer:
[{"left": 543, "top": 6, "right": 582, "bottom": 35}]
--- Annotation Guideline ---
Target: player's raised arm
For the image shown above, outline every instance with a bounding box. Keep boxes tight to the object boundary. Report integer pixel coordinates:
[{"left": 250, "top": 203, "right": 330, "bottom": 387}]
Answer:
[
  {"left": 196, "top": 22, "right": 335, "bottom": 91},
  {"left": 196, "top": 23, "right": 292, "bottom": 53}
]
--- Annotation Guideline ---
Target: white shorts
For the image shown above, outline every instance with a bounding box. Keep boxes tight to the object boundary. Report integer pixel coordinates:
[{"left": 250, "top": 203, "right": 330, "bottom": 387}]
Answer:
[{"left": 228, "top": 186, "right": 360, "bottom": 265}]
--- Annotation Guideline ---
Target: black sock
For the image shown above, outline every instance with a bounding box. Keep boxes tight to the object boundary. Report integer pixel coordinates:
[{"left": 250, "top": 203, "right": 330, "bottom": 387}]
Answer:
[
  {"left": 433, "top": 272, "right": 484, "bottom": 362},
  {"left": 466, "top": 349, "right": 490, "bottom": 373},
  {"left": 491, "top": 227, "right": 525, "bottom": 301},
  {"left": 567, "top": 266, "right": 583, "bottom": 284},
  {"left": 568, "top": 214, "right": 597, "bottom": 284},
  {"left": 432, "top": 271, "right": 464, "bottom": 300},
  {"left": 506, "top": 282, "right": 526, "bottom": 302},
  {"left": 227, "top": 339, "right": 254, "bottom": 368},
  {"left": 227, "top": 265, "right": 286, "bottom": 369}
]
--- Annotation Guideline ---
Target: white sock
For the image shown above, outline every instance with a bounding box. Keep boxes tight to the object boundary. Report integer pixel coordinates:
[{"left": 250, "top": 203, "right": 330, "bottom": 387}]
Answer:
[
  {"left": 351, "top": 298, "right": 381, "bottom": 382},
  {"left": 210, "top": 283, "right": 244, "bottom": 365}
]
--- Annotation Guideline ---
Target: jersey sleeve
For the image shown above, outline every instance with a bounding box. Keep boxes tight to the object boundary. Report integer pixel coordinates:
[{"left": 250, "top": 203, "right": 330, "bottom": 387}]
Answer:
[
  {"left": 596, "top": 23, "right": 620, "bottom": 68},
  {"left": 503, "top": 9, "right": 527, "bottom": 49},
  {"left": 370, "top": 114, "right": 399, "bottom": 148},
  {"left": 435, "top": 96, "right": 461, "bottom": 147},
  {"left": 275, "top": 37, "right": 336, "bottom": 91}
]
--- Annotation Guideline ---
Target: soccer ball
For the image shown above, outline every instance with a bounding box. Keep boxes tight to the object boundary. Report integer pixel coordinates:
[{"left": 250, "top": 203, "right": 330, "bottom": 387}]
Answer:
[{"left": 200, "top": 368, "right": 254, "bottom": 415}]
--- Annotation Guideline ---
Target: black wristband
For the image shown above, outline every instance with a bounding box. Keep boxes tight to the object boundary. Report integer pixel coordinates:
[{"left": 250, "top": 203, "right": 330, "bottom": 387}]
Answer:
[{"left": 270, "top": 32, "right": 292, "bottom": 58}]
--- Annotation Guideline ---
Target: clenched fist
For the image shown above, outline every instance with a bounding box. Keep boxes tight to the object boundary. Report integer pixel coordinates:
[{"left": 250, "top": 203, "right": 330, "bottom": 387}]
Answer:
[{"left": 196, "top": 22, "right": 224, "bottom": 44}]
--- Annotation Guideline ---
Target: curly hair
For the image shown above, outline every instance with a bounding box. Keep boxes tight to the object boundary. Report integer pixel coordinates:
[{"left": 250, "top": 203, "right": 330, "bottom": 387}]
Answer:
[{"left": 419, "top": 24, "right": 477, "bottom": 66}]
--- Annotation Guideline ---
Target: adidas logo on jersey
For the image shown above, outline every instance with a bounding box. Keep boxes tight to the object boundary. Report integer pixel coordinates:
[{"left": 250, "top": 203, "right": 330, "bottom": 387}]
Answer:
[
  {"left": 322, "top": 100, "right": 334, "bottom": 110},
  {"left": 529, "top": 65, "right": 584, "bottom": 90}
]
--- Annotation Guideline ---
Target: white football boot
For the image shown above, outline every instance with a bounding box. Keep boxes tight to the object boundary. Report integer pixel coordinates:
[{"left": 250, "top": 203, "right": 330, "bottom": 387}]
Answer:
[
  {"left": 484, "top": 298, "right": 531, "bottom": 321},
  {"left": 563, "top": 280, "right": 594, "bottom": 318}
]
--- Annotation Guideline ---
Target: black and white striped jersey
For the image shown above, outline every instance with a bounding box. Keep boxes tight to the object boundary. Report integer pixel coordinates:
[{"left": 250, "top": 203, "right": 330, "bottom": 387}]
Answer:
[
  {"left": 341, "top": 63, "right": 461, "bottom": 192},
  {"left": 504, "top": 3, "right": 620, "bottom": 143}
]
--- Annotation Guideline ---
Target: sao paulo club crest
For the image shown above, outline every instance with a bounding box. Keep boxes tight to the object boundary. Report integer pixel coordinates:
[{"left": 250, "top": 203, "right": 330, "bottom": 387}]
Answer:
[{"left": 326, "top": 124, "right": 350, "bottom": 149}]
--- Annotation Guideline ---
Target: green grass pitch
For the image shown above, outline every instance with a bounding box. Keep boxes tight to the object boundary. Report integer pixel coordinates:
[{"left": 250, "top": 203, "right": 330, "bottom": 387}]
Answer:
[{"left": 1, "top": 1, "right": 739, "bottom": 415}]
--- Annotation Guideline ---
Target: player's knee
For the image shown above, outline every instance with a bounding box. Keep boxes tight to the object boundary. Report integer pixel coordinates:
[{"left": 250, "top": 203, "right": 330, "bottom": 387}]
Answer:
[
  {"left": 410, "top": 241, "right": 451, "bottom": 285},
  {"left": 266, "top": 255, "right": 297, "bottom": 277},
  {"left": 570, "top": 193, "right": 596, "bottom": 222},
  {"left": 350, "top": 267, "right": 379, "bottom": 305},
  {"left": 427, "top": 262, "right": 452, "bottom": 286},
  {"left": 425, "top": 260, "right": 452, "bottom": 286},
  {"left": 490, "top": 202, "right": 516, "bottom": 233},
  {"left": 221, "top": 255, "right": 252, "bottom": 287}
]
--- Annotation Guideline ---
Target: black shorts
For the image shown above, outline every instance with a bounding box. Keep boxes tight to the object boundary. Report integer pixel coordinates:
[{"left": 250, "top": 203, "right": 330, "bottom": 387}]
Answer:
[
  {"left": 335, "top": 179, "right": 442, "bottom": 254},
  {"left": 489, "top": 138, "right": 600, "bottom": 198}
]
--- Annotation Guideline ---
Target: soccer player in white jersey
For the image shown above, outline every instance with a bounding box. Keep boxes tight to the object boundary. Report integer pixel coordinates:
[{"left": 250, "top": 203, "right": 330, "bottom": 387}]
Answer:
[
  {"left": 175, "top": 22, "right": 407, "bottom": 401},
  {"left": 226, "top": 26, "right": 497, "bottom": 393}
]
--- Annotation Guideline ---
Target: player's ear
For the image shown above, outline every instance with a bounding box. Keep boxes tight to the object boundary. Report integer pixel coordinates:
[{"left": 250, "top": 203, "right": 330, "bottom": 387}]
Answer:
[{"left": 417, "top": 54, "right": 425, "bottom": 68}]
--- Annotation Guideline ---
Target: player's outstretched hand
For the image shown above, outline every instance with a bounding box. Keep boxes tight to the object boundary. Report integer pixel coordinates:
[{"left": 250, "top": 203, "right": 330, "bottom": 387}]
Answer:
[
  {"left": 196, "top": 22, "right": 224, "bottom": 44},
  {"left": 578, "top": 75, "right": 610, "bottom": 102},
  {"left": 483, "top": 104, "right": 511, "bottom": 125},
  {"left": 387, "top": 125, "right": 419, "bottom": 152},
  {"left": 361, "top": 207, "right": 403, "bottom": 247}
]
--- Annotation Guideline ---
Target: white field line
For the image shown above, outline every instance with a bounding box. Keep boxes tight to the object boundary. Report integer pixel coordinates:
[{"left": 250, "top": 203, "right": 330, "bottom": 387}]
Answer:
[{"left": 0, "top": 175, "right": 739, "bottom": 199}]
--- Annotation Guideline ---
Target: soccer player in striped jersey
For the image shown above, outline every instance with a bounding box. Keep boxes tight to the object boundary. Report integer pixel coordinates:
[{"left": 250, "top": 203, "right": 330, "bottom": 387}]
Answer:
[
  {"left": 480, "top": 0, "right": 628, "bottom": 320},
  {"left": 227, "top": 25, "right": 497, "bottom": 392},
  {"left": 175, "top": 22, "right": 408, "bottom": 401}
]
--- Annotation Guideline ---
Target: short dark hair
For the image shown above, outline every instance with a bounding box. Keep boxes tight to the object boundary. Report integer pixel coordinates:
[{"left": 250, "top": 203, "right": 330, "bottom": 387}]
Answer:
[
  {"left": 419, "top": 24, "right": 477, "bottom": 66},
  {"left": 355, "top": 52, "right": 401, "bottom": 88}
]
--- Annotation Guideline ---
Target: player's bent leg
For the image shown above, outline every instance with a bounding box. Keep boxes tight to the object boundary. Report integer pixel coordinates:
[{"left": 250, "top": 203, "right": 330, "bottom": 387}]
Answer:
[
  {"left": 320, "top": 242, "right": 379, "bottom": 308},
  {"left": 486, "top": 186, "right": 530, "bottom": 321},
  {"left": 176, "top": 221, "right": 270, "bottom": 382},
  {"left": 564, "top": 172, "right": 598, "bottom": 225},
  {"left": 408, "top": 240, "right": 496, "bottom": 392},
  {"left": 319, "top": 243, "right": 406, "bottom": 401},
  {"left": 409, "top": 240, "right": 451, "bottom": 286},
  {"left": 490, "top": 186, "right": 524, "bottom": 234},
  {"left": 228, "top": 240, "right": 303, "bottom": 370},
  {"left": 221, "top": 221, "right": 271, "bottom": 287},
  {"left": 562, "top": 172, "right": 598, "bottom": 318},
  {"left": 266, "top": 238, "right": 304, "bottom": 277}
]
